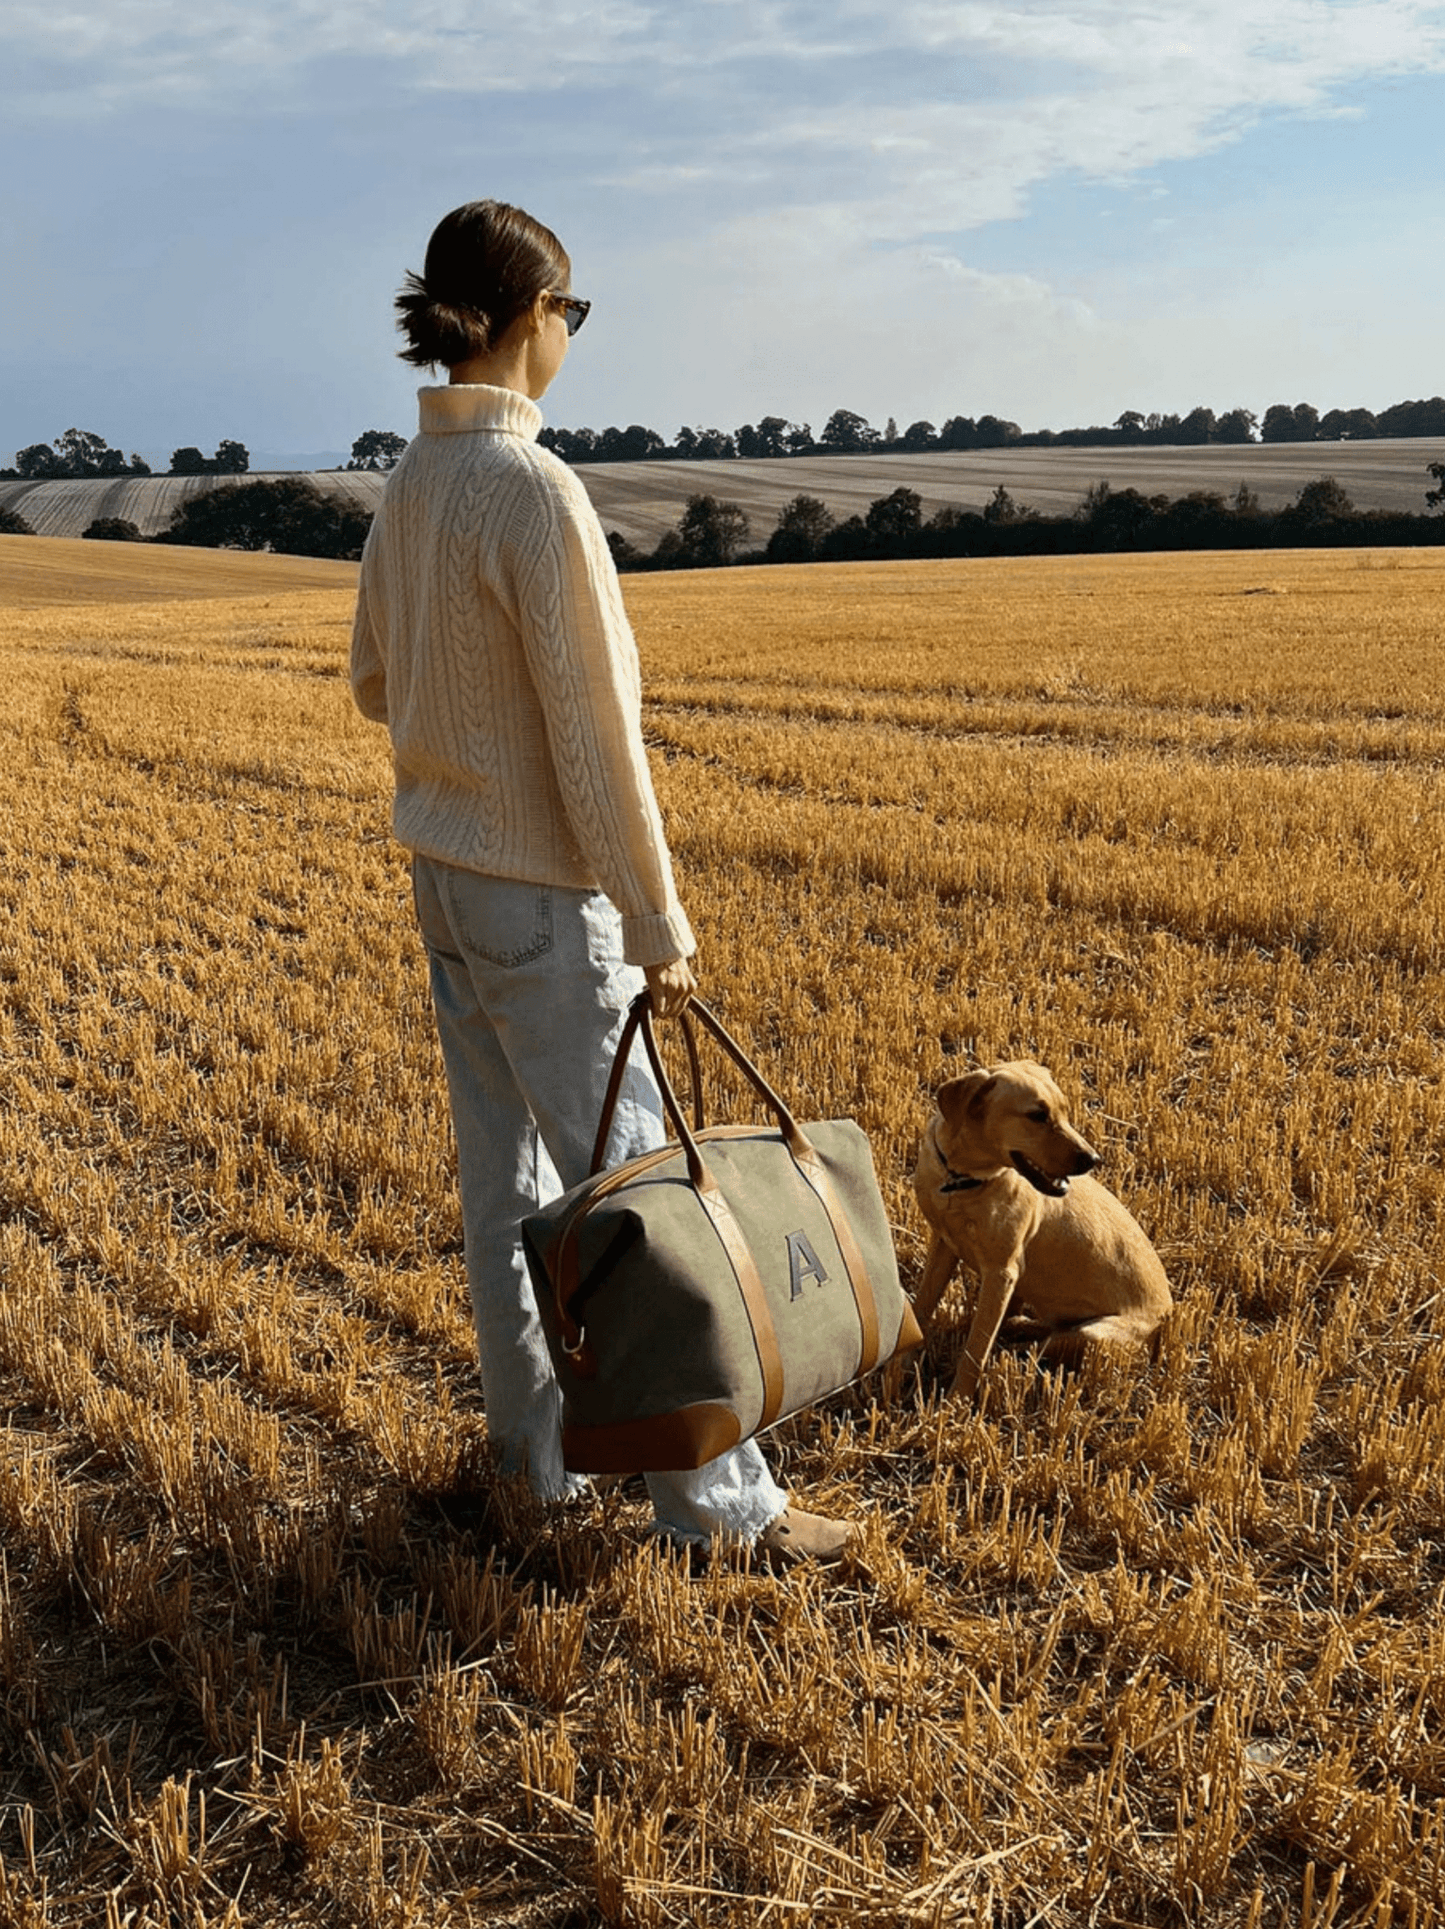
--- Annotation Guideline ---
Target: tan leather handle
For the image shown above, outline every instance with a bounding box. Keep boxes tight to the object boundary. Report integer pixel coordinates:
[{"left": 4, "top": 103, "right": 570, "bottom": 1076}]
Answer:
[
  {"left": 556, "top": 993, "right": 877, "bottom": 1423},
  {"left": 589, "top": 992, "right": 705, "bottom": 1176},
  {"left": 618, "top": 992, "right": 812, "bottom": 1154},
  {"left": 636, "top": 996, "right": 881, "bottom": 1378}
]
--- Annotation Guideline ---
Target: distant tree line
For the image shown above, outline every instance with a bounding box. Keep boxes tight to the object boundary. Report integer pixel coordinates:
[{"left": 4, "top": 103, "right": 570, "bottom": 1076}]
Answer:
[
  {"left": 0, "top": 428, "right": 254, "bottom": 479},
  {"left": 152, "top": 479, "right": 372, "bottom": 558},
  {"left": 7, "top": 453, "right": 1442, "bottom": 570},
  {"left": 7, "top": 396, "right": 1443, "bottom": 488},
  {"left": 540, "top": 409, "right": 1030, "bottom": 465},
  {"left": 3, "top": 428, "right": 154, "bottom": 479},
  {"left": 607, "top": 465, "right": 1445, "bottom": 573},
  {"left": 168, "top": 441, "right": 250, "bottom": 475},
  {"left": 0, "top": 479, "right": 372, "bottom": 559},
  {"left": 3, "top": 426, "right": 418, "bottom": 484},
  {"left": 539, "top": 395, "right": 1445, "bottom": 465}
]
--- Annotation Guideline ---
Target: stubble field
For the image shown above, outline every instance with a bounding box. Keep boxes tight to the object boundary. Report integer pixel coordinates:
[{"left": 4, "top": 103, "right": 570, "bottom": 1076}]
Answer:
[{"left": 0, "top": 535, "right": 1442, "bottom": 1927}]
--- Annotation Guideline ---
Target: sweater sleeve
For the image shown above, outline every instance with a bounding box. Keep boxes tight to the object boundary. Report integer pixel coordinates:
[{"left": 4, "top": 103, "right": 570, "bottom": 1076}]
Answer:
[
  {"left": 507, "top": 460, "right": 696, "bottom": 967},
  {"left": 350, "top": 539, "right": 389, "bottom": 725}
]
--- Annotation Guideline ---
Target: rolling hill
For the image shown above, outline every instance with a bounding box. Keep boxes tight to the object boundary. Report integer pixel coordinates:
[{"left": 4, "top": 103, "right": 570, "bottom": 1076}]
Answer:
[{"left": 2, "top": 436, "right": 1442, "bottom": 549}]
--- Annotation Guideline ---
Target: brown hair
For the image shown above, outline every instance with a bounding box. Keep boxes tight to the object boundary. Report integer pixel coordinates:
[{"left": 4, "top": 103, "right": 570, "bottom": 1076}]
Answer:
[{"left": 395, "top": 201, "right": 571, "bottom": 371}]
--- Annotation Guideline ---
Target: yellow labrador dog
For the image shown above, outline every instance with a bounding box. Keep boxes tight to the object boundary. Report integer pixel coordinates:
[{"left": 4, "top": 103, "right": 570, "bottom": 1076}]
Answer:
[{"left": 912, "top": 1062, "right": 1172, "bottom": 1398}]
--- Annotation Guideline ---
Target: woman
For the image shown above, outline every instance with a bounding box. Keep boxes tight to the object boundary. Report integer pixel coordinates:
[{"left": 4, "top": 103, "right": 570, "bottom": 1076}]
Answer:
[{"left": 350, "top": 200, "right": 850, "bottom": 1560}]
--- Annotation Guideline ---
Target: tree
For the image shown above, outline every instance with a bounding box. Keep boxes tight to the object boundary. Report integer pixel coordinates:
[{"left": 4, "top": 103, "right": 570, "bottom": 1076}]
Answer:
[
  {"left": 819, "top": 410, "right": 878, "bottom": 453},
  {"left": 1287, "top": 475, "right": 1355, "bottom": 524},
  {"left": 1214, "top": 408, "right": 1257, "bottom": 444},
  {"left": 900, "top": 420, "right": 938, "bottom": 451},
  {"left": 1427, "top": 461, "right": 1445, "bottom": 510},
  {"left": 864, "top": 486, "right": 923, "bottom": 552},
  {"left": 1376, "top": 397, "right": 1445, "bottom": 437},
  {"left": 172, "top": 441, "right": 252, "bottom": 476},
  {"left": 56, "top": 428, "right": 122, "bottom": 474},
  {"left": 1160, "top": 490, "right": 1231, "bottom": 544},
  {"left": 983, "top": 484, "right": 1028, "bottom": 525},
  {"left": 15, "top": 429, "right": 146, "bottom": 477},
  {"left": 15, "top": 443, "right": 65, "bottom": 479},
  {"left": 1085, "top": 486, "right": 1167, "bottom": 548},
  {"left": 606, "top": 529, "right": 646, "bottom": 570},
  {"left": 0, "top": 505, "right": 34, "bottom": 535},
  {"left": 347, "top": 429, "right": 407, "bottom": 472},
  {"left": 597, "top": 424, "right": 666, "bottom": 462},
  {"left": 766, "top": 495, "right": 835, "bottom": 563},
  {"left": 1114, "top": 411, "right": 1147, "bottom": 440},
  {"left": 1318, "top": 407, "right": 1377, "bottom": 441},
  {"left": 1177, "top": 407, "right": 1217, "bottom": 445},
  {"left": 81, "top": 517, "right": 144, "bottom": 541},
  {"left": 161, "top": 478, "right": 372, "bottom": 558},
  {"left": 757, "top": 416, "right": 795, "bottom": 458},
  {"left": 1074, "top": 480, "right": 1114, "bottom": 522},
  {"left": 819, "top": 514, "right": 868, "bottom": 561},
  {"left": 538, "top": 426, "right": 597, "bottom": 463},
  {"left": 691, "top": 427, "right": 736, "bottom": 461},
  {"left": 1261, "top": 402, "right": 1319, "bottom": 443},
  {"left": 674, "top": 494, "right": 750, "bottom": 567}
]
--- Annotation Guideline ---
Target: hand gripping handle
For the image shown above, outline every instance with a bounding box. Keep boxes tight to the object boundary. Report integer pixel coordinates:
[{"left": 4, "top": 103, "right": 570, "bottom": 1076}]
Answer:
[
  {"left": 613, "top": 991, "right": 815, "bottom": 1182},
  {"left": 589, "top": 991, "right": 706, "bottom": 1177}
]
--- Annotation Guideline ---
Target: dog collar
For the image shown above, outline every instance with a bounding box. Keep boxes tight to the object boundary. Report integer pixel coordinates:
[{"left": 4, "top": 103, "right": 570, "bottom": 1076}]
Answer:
[{"left": 931, "top": 1127, "right": 988, "bottom": 1194}]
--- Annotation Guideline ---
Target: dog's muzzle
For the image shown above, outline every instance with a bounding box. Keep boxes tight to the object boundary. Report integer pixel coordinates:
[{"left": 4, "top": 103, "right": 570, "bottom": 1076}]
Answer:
[{"left": 1010, "top": 1149, "right": 1093, "bottom": 1198}]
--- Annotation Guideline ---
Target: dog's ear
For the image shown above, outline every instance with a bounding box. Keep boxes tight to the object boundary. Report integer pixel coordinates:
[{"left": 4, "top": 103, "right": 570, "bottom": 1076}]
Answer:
[{"left": 937, "top": 1070, "right": 997, "bottom": 1125}]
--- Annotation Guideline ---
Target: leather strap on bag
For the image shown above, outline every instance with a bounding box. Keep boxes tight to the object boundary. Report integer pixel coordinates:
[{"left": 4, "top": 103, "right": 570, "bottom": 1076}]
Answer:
[
  {"left": 554, "top": 993, "right": 882, "bottom": 1419},
  {"left": 790, "top": 1145, "right": 881, "bottom": 1372},
  {"left": 633, "top": 997, "right": 787, "bottom": 1429},
  {"left": 656, "top": 996, "right": 885, "bottom": 1374},
  {"left": 590, "top": 996, "right": 705, "bottom": 1177}
]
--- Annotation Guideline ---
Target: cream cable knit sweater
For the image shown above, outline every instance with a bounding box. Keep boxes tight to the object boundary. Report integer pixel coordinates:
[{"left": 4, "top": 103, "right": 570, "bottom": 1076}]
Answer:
[{"left": 351, "top": 385, "right": 696, "bottom": 968}]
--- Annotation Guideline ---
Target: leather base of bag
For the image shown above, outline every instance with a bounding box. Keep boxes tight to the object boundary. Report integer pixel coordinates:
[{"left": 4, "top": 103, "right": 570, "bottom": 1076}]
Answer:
[{"left": 522, "top": 998, "right": 922, "bottom": 1473}]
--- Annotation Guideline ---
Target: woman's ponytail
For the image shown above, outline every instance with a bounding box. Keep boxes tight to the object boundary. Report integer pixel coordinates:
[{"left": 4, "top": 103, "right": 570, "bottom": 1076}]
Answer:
[{"left": 394, "top": 203, "right": 570, "bottom": 372}]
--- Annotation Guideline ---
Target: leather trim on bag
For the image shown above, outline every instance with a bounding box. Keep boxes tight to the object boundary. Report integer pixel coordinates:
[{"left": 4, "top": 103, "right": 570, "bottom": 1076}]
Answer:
[
  {"left": 895, "top": 1299, "right": 925, "bottom": 1353},
  {"left": 562, "top": 1402, "right": 743, "bottom": 1474},
  {"left": 693, "top": 1176, "right": 786, "bottom": 1431},
  {"left": 792, "top": 1145, "right": 882, "bottom": 1373},
  {"left": 552, "top": 1126, "right": 779, "bottom": 1353}
]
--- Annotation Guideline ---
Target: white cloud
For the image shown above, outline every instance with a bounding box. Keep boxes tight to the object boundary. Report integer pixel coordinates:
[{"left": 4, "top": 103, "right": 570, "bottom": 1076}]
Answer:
[
  {"left": 4, "top": 0, "right": 1443, "bottom": 447},
  {"left": 9, "top": 2, "right": 1445, "bottom": 111}
]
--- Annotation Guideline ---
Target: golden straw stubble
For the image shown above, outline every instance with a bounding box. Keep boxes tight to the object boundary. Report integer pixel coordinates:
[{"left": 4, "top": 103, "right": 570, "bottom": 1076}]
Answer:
[{"left": 0, "top": 540, "right": 1441, "bottom": 1926}]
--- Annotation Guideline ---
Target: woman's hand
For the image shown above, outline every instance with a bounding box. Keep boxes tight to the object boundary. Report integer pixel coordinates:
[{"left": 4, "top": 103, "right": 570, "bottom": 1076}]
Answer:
[{"left": 644, "top": 957, "right": 698, "bottom": 1020}]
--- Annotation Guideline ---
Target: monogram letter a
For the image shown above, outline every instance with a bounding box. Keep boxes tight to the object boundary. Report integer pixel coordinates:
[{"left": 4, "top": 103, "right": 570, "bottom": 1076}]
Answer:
[{"left": 786, "top": 1230, "right": 829, "bottom": 1300}]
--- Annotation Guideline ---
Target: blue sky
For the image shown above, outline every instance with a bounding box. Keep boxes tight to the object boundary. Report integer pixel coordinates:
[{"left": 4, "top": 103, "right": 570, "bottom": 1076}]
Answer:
[{"left": 2, "top": 0, "right": 1443, "bottom": 464}]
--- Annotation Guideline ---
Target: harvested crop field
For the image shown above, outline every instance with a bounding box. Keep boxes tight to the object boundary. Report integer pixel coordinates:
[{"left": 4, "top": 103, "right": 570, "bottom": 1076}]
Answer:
[{"left": 0, "top": 540, "right": 1442, "bottom": 1926}]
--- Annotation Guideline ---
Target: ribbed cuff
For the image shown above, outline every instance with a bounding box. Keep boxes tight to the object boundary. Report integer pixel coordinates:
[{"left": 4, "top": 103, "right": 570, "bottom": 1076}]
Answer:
[{"left": 621, "top": 906, "right": 697, "bottom": 968}]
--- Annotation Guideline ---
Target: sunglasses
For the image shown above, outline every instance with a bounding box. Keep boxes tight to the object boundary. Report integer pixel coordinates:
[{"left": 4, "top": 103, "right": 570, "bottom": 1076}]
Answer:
[{"left": 549, "top": 292, "right": 591, "bottom": 337}]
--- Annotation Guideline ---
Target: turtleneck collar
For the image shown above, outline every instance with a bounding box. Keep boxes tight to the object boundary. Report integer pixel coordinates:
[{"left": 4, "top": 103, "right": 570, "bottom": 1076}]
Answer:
[{"left": 417, "top": 385, "right": 543, "bottom": 442}]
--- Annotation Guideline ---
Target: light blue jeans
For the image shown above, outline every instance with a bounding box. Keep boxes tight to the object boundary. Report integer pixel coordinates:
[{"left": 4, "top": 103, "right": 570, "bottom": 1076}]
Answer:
[{"left": 411, "top": 854, "right": 787, "bottom": 1545}]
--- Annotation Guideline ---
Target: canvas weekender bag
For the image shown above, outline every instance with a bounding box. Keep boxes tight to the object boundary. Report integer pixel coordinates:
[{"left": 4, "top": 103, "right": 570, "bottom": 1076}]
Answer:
[{"left": 522, "top": 993, "right": 922, "bottom": 1473}]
